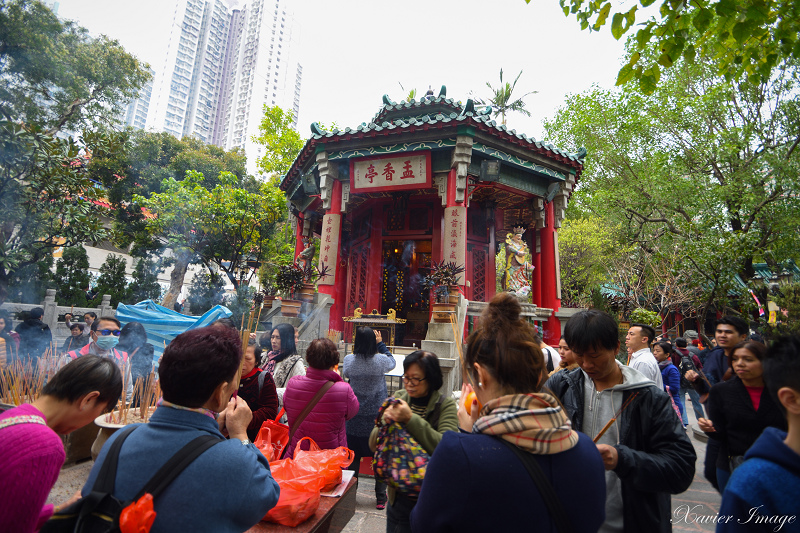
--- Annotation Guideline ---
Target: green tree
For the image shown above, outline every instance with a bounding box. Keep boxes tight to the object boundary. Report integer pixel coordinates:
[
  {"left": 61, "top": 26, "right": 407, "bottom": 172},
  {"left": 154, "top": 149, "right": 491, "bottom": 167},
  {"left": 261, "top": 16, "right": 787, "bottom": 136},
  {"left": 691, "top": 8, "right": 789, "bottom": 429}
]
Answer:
[
  {"left": 761, "top": 282, "right": 800, "bottom": 338},
  {"left": 53, "top": 246, "right": 90, "bottom": 307},
  {"left": 558, "top": 217, "right": 624, "bottom": 307},
  {"left": 128, "top": 256, "right": 164, "bottom": 303},
  {"left": 134, "top": 171, "right": 287, "bottom": 305},
  {"left": 0, "top": 121, "right": 110, "bottom": 303},
  {"left": 225, "top": 285, "right": 256, "bottom": 329},
  {"left": 530, "top": 0, "right": 800, "bottom": 91},
  {"left": 0, "top": 0, "right": 150, "bottom": 133},
  {"left": 483, "top": 69, "right": 537, "bottom": 125},
  {"left": 7, "top": 253, "right": 53, "bottom": 304},
  {"left": 186, "top": 269, "right": 225, "bottom": 316},
  {"left": 252, "top": 105, "right": 305, "bottom": 178},
  {"left": 544, "top": 53, "right": 800, "bottom": 325},
  {"left": 92, "top": 254, "right": 130, "bottom": 307}
]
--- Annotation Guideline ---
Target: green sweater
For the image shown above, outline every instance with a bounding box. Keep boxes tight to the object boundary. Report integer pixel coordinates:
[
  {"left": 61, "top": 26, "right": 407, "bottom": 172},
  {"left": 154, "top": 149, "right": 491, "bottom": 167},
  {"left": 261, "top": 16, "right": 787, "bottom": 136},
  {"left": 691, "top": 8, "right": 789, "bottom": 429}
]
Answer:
[{"left": 369, "top": 388, "right": 458, "bottom": 504}]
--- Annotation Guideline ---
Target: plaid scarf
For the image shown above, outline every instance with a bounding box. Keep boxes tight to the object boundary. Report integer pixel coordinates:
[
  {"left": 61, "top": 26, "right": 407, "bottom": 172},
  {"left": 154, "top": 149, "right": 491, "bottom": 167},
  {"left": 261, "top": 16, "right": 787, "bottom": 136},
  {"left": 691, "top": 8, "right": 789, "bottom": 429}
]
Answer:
[{"left": 473, "top": 393, "right": 579, "bottom": 454}]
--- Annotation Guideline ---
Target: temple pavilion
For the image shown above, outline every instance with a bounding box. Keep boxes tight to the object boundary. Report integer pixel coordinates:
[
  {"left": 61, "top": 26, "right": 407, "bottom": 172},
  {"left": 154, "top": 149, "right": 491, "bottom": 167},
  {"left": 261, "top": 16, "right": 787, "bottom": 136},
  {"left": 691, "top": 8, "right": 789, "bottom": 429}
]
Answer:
[{"left": 280, "top": 87, "right": 584, "bottom": 346}]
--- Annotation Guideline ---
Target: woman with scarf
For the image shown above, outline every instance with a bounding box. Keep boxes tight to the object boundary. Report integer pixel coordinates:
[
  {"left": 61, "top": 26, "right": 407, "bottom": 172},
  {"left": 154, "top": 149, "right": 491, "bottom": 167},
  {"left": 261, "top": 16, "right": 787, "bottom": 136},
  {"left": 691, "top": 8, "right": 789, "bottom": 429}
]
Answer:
[
  {"left": 653, "top": 341, "right": 685, "bottom": 425},
  {"left": 411, "top": 293, "right": 606, "bottom": 532},
  {"left": 259, "top": 323, "right": 306, "bottom": 408}
]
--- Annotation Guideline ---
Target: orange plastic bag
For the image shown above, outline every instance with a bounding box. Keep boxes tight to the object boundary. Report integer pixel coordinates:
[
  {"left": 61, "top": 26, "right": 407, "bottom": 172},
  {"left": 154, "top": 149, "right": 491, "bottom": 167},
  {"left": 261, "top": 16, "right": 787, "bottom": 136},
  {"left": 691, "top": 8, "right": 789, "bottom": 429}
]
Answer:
[
  {"left": 292, "top": 437, "right": 355, "bottom": 492},
  {"left": 263, "top": 458, "right": 325, "bottom": 527},
  {"left": 253, "top": 409, "right": 289, "bottom": 462}
]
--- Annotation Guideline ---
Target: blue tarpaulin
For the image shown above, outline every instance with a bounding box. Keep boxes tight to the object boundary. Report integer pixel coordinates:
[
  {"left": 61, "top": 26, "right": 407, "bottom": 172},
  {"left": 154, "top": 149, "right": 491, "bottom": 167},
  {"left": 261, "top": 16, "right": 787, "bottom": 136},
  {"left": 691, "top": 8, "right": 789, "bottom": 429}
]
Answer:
[{"left": 115, "top": 300, "right": 232, "bottom": 365}]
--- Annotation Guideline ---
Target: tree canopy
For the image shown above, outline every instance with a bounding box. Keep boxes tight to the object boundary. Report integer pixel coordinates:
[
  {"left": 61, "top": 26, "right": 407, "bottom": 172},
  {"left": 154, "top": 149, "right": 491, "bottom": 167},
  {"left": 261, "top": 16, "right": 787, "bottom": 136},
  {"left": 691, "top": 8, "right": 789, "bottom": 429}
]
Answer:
[
  {"left": 528, "top": 0, "right": 800, "bottom": 92},
  {"left": 252, "top": 105, "right": 305, "bottom": 179},
  {"left": 0, "top": 0, "right": 151, "bottom": 132},
  {"left": 545, "top": 53, "right": 800, "bottom": 322}
]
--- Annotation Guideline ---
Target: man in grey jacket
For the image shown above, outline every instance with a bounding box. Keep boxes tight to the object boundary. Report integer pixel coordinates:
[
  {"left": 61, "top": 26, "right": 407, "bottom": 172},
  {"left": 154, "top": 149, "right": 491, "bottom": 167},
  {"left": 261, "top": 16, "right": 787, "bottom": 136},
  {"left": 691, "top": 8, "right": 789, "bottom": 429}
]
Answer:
[{"left": 545, "top": 310, "right": 696, "bottom": 533}]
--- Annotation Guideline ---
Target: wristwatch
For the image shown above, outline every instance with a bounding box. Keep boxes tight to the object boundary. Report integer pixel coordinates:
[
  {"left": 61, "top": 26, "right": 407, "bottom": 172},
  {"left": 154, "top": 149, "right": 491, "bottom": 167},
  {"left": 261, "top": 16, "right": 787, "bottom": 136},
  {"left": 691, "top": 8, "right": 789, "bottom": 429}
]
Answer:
[{"left": 240, "top": 439, "right": 252, "bottom": 446}]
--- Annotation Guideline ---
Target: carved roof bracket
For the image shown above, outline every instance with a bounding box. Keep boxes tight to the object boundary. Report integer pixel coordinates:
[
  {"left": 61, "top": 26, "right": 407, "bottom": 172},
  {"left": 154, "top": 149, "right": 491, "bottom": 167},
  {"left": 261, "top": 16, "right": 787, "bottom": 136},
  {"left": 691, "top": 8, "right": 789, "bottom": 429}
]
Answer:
[{"left": 451, "top": 135, "right": 473, "bottom": 204}]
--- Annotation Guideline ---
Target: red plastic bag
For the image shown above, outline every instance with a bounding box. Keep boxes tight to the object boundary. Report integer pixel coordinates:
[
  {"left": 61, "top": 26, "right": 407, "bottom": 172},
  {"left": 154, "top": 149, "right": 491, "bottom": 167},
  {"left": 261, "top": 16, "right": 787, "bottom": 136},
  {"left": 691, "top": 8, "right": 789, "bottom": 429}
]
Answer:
[
  {"left": 263, "top": 458, "right": 325, "bottom": 527},
  {"left": 292, "top": 437, "right": 355, "bottom": 492},
  {"left": 254, "top": 409, "right": 289, "bottom": 462}
]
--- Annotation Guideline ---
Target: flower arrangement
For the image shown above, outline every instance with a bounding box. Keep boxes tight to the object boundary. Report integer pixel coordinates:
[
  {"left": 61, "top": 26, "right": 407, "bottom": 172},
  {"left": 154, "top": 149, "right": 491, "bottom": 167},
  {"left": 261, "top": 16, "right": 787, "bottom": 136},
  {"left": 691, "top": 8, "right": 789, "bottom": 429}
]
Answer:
[{"left": 422, "top": 260, "right": 466, "bottom": 303}]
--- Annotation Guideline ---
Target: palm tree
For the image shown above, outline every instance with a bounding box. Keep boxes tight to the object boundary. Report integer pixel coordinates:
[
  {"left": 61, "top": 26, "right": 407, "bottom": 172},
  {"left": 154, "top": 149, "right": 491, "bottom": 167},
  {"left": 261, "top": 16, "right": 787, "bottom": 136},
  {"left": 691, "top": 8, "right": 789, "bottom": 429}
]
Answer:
[{"left": 484, "top": 69, "right": 537, "bottom": 125}]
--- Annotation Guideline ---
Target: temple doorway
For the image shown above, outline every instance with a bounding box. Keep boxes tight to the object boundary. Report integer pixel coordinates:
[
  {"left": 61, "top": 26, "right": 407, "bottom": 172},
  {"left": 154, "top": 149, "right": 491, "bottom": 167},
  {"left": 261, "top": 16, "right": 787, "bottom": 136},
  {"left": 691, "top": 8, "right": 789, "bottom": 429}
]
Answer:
[{"left": 380, "top": 239, "right": 432, "bottom": 346}]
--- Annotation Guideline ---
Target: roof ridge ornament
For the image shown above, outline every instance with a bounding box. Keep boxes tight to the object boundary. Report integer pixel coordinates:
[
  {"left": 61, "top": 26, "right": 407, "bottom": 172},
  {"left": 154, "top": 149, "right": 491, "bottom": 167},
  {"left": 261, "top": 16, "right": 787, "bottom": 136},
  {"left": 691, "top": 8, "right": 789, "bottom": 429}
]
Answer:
[
  {"left": 438, "top": 85, "right": 447, "bottom": 98},
  {"left": 310, "top": 122, "right": 324, "bottom": 136},
  {"left": 383, "top": 94, "right": 397, "bottom": 106}
]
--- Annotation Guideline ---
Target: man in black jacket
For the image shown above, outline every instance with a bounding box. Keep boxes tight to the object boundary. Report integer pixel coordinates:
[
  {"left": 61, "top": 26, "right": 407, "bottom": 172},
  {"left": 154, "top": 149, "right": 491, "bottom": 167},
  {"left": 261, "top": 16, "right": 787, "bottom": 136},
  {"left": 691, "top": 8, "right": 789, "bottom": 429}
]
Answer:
[
  {"left": 545, "top": 310, "right": 696, "bottom": 533},
  {"left": 14, "top": 307, "right": 52, "bottom": 363}
]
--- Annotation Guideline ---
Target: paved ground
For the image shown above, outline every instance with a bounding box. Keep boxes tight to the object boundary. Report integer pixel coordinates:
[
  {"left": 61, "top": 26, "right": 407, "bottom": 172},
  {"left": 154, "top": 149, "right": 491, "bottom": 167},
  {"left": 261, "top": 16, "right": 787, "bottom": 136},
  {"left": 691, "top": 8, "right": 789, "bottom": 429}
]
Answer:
[{"left": 48, "top": 396, "right": 720, "bottom": 532}]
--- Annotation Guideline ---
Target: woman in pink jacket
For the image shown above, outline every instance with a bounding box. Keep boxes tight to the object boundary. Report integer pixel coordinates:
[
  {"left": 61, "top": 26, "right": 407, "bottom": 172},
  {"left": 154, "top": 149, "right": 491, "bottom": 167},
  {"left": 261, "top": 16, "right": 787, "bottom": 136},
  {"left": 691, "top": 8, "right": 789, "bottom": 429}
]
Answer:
[{"left": 283, "top": 338, "right": 359, "bottom": 458}]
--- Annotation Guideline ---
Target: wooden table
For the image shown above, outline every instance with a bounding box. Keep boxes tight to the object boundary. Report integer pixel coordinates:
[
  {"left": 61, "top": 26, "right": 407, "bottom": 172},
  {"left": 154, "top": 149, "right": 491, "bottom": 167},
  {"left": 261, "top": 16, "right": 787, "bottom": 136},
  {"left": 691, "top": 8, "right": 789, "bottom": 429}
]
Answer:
[{"left": 246, "top": 477, "right": 358, "bottom": 533}]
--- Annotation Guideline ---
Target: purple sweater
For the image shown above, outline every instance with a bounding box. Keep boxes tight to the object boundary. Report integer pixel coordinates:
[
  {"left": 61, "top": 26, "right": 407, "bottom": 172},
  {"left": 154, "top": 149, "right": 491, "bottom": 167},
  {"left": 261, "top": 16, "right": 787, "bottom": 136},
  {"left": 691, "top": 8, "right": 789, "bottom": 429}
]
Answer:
[
  {"left": 283, "top": 368, "right": 359, "bottom": 458},
  {"left": 0, "top": 404, "right": 65, "bottom": 533}
]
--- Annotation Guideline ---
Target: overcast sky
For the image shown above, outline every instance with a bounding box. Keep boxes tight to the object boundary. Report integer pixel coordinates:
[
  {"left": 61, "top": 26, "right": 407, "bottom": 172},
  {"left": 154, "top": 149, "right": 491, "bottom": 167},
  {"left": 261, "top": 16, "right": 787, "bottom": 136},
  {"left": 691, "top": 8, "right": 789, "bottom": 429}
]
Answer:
[{"left": 55, "top": 0, "right": 627, "bottom": 147}]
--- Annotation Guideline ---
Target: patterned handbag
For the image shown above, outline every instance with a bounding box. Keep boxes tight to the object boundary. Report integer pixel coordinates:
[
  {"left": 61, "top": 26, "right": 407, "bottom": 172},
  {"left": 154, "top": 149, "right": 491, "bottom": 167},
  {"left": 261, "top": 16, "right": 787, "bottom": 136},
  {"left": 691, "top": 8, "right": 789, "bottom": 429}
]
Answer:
[{"left": 371, "top": 398, "right": 430, "bottom": 495}]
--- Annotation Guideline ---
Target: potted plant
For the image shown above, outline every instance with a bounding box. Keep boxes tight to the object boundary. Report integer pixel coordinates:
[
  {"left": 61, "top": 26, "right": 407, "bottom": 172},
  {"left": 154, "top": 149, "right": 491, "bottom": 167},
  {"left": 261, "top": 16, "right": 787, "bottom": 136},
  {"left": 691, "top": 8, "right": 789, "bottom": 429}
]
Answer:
[
  {"left": 295, "top": 262, "right": 332, "bottom": 302},
  {"left": 422, "top": 260, "right": 466, "bottom": 323},
  {"left": 275, "top": 263, "right": 305, "bottom": 316}
]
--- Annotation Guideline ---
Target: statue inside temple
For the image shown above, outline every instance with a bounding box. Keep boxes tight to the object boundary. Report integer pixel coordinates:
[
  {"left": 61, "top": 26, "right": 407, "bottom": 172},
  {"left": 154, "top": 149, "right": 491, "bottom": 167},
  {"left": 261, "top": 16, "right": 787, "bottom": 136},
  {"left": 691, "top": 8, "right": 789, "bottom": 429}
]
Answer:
[
  {"left": 503, "top": 222, "right": 533, "bottom": 301},
  {"left": 295, "top": 237, "right": 315, "bottom": 277}
]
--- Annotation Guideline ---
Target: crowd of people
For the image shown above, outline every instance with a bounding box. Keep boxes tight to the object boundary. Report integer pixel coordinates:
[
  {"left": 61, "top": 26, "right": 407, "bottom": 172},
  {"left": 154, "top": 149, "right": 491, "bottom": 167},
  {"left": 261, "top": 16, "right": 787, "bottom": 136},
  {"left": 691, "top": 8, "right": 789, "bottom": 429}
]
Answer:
[{"left": 1, "top": 299, "right": 798, "bottom": 533}]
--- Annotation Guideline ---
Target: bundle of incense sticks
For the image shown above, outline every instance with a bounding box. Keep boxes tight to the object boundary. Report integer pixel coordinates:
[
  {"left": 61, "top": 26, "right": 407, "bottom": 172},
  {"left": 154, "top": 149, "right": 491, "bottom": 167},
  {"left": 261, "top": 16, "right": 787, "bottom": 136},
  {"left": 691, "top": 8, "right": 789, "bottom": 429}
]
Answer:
[
  {"left": 236, "top": 305, "right": 263, "bottom": 386},
  {"left": 0, "top": 343, "right": 59, "bottom": 405},
  {"left": 592, "top": 391, "right": 640, "bottom": 443},
  {"left": 448, "top": 313, "right": 479, "bottom": 392},
  {"left": 326, "top": 329, "right": 342, "bottom": 343}
]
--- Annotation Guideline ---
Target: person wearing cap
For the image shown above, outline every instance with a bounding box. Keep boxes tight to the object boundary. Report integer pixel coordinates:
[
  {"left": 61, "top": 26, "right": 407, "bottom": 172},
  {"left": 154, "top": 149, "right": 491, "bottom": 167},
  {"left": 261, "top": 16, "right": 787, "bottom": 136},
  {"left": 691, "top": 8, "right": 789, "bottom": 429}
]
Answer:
[
  {"left": 14, "top": 307, "right": 53, "bottom": 363},
  {"left": 60, "top": 324, "right": 89, "bottom": 354},
  {"left": 683, "top": 330, "right": 702, "bottom": 358}
]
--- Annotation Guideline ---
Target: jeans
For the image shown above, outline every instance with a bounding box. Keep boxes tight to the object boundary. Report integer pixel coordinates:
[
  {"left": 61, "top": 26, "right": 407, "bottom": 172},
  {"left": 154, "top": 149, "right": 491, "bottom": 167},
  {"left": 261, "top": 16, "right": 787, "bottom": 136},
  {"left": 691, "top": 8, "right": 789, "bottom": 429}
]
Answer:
[
  {"left": 386, "top": 492, "right": 417, "bottom": 533},
  {"left": 346, "top": 433, "right": 387, "bottom": 502},
  {"left": 681, "top": 386, "right": 705, "bottom": 426}
]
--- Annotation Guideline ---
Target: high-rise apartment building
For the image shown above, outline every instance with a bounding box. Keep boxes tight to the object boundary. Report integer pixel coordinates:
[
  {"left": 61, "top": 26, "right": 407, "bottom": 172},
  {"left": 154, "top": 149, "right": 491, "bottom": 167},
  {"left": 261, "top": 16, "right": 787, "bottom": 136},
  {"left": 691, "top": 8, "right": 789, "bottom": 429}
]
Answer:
[
  {"left": 121, "top": 67, "right": 154, "bottom": 130},
  {"left": 140, "top": 0, "right": 301, "bottom": 176}
]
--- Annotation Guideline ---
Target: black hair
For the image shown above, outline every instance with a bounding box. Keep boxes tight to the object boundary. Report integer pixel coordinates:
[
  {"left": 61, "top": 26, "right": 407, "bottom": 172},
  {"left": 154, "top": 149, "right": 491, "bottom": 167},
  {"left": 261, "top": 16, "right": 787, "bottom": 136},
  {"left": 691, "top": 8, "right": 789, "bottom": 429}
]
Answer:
[
  {"left": 41, "top": 355, "right": 122, "bottom": 412},
  {"left": 270, "top": 323, "right": 297, "bottom": 362},
  {"left": 306, "top": 338, "right": 340, "bottom": 370},
  {"left": 84, "top": 311, "right": 98, "bottom": 320},
  {"left": 675, "top": 337, "right": 688, "bottom": 348},
  {"left": 159, "top": 326, "right": 242, "bottom": 408},
  {"left": 354, "top": 326, "right": 377, "bottom": 357},
  {"left": 564, "top": 310, "right": 620, "bottom": 356},
  {"left": 247, "top": 338, "right": 262, "bottom": 360},
  {"left": 630, "top": 323, "right": 656, "bottom": 345},
  {"left": 403, "top": 350, "right": 444, "bottom": 391},
  {"left": 731, "top": 340, "right": 767, "bottom": 362},
  {"left": 92, "top": 316, "right": 121, "bottom": 332},
  {"left": 716, "top": 316, "right": 749, "bottom": 336},
  {"left": 464, "top": 292, "right": 543, "bottom": 394},
  {"left": 763, "top": 336, "right": 800, "bottom": 415},
  {"left": 118, "top": 322, "right": 147, "bottom": 352},
  {"left": 211, "top": 317, "right": 236, "bottom": 329},
  {"left": 654, "top": 341, "right": 674, "bottom": 359},
  {"left": 70, "top": 323, "right": 84, "bottom": 332},
  {"left": 0, "top": 309, "right": 13, "bottom": 333}
]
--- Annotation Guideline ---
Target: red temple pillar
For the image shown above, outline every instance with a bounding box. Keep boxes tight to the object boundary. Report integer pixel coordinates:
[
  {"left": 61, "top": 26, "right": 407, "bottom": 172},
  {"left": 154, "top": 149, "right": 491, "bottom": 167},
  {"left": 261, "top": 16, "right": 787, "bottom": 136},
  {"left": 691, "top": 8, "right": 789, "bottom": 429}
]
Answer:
[
  {"left": 318, "top": 180, "right": 346, "bottom": 332},
  {"left": 294, "top": 211, "right": 305, "bottom": 257},
  {"left": 540, "top": 202, "right": 561, "bottom": 344},
  {"left": 532, "top": 230, "right": 542, "bottom": 306}
]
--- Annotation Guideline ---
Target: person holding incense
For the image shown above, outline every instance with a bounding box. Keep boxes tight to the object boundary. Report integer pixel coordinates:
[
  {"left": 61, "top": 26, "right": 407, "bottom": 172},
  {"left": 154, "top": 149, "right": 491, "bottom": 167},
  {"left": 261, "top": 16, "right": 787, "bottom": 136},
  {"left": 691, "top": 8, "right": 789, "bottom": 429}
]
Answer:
[
  {"left": 238, "top": 339, "right": 279, "bottom": 441},
  {"left": 0, "top": 355, "right": 122, "bottom": 533},
  {"left": 260, "top": 323, "right": 306, "bottom": 406},
  {"left": 544, "top": 309, "right": 695, "bottom": 533},
  {"left": 80, "top": 326, "right": 279, "bottom": 532},
  {"left": 411, "top": 293, "right": 605, "bottom": 533}
]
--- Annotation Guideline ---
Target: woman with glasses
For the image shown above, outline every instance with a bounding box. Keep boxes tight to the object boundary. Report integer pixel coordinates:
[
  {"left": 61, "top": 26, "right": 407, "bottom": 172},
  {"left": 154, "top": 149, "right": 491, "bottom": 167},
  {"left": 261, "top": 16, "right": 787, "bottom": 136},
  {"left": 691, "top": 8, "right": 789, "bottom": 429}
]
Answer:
[
  {"left": 369, "top": 350, "right": 458, "bottom": 532},
  {"left": 343, "top": 326, "right": 396, "bottom": 509}
]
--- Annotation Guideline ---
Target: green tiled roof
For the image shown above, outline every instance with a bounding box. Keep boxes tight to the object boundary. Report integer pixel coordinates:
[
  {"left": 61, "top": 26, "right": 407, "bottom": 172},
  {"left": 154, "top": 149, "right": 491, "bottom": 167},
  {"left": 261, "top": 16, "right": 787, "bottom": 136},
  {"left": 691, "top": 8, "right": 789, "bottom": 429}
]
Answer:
[{"left": 281, "top": 95, "right": 585, "bottom": 192}]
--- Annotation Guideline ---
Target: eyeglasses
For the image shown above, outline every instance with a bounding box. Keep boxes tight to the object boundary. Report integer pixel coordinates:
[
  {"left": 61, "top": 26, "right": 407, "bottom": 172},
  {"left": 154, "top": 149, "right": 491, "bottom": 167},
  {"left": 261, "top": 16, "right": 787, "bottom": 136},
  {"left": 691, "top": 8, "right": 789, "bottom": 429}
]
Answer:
[
  {"left": 98, "top": 329, "right": 121, "bottom": 336},
  {"left": 402, "top": 375, "right": 426, "bottom": 386}
]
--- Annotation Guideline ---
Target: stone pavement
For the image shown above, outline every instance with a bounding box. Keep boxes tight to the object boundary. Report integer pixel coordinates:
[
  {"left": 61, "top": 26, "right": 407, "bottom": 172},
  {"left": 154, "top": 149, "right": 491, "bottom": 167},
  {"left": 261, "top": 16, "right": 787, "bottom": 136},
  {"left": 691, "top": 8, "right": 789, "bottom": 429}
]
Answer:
[{"left": 47, "top": 396, "right": 720, "bottom": 532}]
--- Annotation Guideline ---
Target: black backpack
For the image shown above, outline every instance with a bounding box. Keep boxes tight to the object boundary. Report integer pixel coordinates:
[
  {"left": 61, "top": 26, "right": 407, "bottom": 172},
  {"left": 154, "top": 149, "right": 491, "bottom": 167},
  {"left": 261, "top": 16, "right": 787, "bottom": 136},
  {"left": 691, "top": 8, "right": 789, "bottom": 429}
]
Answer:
[{"left": 41, "top": 425, "right": 220, "bottom": 533}]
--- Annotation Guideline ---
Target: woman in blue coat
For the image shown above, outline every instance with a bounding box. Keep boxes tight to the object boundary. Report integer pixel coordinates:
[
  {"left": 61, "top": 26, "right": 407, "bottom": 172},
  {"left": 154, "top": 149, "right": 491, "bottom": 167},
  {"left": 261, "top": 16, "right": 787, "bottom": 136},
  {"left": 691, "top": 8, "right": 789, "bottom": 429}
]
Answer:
[{"left": 653, "top": 341, "right": 685, "bottom": 425}]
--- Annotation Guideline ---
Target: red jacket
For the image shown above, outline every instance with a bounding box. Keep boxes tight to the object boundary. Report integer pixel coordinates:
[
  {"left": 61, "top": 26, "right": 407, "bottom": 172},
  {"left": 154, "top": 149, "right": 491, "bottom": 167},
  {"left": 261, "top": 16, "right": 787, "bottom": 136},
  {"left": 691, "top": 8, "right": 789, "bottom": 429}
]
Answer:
[{"left": 283, "top": 367, "right": 359, "bottom": 458}]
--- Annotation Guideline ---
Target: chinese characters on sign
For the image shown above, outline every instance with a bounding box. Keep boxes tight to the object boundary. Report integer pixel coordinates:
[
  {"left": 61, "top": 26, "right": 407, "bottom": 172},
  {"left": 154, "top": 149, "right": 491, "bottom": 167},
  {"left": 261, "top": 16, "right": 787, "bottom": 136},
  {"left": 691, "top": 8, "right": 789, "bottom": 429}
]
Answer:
[
  {"left": 443, "top": 206, "right": 466, "bottom": 283},
  {"left": 318, "top": 213, "right": 341, "bottom": 286},
  {"left": 351, "top": 152, "right": 430, "bottom": 192}
]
